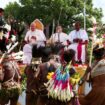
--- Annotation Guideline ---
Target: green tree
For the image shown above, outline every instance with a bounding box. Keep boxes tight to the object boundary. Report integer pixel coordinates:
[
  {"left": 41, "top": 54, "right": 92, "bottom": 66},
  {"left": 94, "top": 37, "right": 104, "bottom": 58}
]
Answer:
[
  {"left": 5, "top": 2, "right": 21, "bottom": 21},
  {"left": 5, "top": 0, "right": 103, "bottom": 33}
]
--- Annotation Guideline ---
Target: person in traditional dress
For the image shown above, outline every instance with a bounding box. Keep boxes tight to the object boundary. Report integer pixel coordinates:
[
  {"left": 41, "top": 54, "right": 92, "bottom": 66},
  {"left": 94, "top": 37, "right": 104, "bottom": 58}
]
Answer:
[
  {"left": 36, "top": 49, "right": 77, "bottom": 105},
  {"left": 0, "top": 59, "right": 21, "bottom": 105},
  {"left": 0, "top": 8, "right": 7, "bottom": 53},
  {"left": 79, "top": 42, "right": 105, "bottom": 105},
  {"left": 23, "top": 22, "right": 46, "bottom": 64},
  {"left": 68, "top": 22, "right": 88, "bottom": 63},
  {"left": 25, "top": 55, "right": 59, "bottom": 105}
]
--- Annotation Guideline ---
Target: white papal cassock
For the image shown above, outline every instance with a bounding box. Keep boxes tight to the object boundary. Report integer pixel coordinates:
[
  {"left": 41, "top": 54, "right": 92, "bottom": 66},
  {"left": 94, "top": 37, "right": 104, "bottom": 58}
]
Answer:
[
  {"left": 68, "top": 29, "right": 88, "bottom": 63},
  {"left": 23, "top": 29, "right": 46, "bottom": 64},
  {"left": 25, "top": 29, "right": 46, "bottom": 47}
]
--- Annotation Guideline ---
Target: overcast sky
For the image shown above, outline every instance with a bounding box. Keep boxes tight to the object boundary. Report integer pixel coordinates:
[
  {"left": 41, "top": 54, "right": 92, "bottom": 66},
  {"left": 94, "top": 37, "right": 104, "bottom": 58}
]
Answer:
[
  {"left": 0, "top": 0, "right": 105, "bottom": 23},
  {"left": 93, "top": 0, "right": 105, "bottom": 23}
]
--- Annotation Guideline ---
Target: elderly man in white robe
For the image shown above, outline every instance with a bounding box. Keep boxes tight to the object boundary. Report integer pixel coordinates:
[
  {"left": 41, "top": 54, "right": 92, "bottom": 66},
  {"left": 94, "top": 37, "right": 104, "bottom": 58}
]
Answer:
[
  {"left": 68, "top": 22, "right": 88, "bottom": 63},
  {"left": 23, "top": 22, "right": 46, "bottom": 64}
]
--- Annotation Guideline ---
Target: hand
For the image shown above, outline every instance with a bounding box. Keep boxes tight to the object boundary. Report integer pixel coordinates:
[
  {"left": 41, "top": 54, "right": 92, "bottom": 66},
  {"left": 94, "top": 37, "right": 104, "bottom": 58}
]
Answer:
[
  {"left": 73, "top": 38, "right": 79, "bottom": 43},
  {"left": 81, "top": 40, "right": 88, "bottom": 44},
  {"left": 78, "top": 78, "right": 85, "bottom": 86},
  {"left": 31, "top": 36, "right": 36, "bottom": 40},
  {"left": 78, "top": 39, "right": 83, "bottom": 43},
  {"left": 30, "top": 36, "right": 37, "bottom": 45},
  {"left": 86, "top": 66, "right": 92, "bottom": 73}
]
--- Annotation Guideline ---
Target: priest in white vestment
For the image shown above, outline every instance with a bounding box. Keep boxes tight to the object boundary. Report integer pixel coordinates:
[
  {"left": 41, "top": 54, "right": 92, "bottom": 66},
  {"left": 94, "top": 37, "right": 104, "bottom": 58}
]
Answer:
[
  {"left": 68, "top": 22, "right": 88, "bottom": 63},
  {"left": 49, "top": 25, "right": 69, "bottom": 46}
]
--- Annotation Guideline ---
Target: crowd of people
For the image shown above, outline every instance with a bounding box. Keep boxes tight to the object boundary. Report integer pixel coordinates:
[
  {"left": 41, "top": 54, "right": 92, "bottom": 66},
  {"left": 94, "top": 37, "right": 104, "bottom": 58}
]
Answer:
[
  {"left": 23, "top": 21, "right": 88, "bottom": 65},
  {"left": 0, "top": 7, "right": 105, "bottom": 105},
  {"left": 0, "top": 7, "right": 89, "bottom": 65}
]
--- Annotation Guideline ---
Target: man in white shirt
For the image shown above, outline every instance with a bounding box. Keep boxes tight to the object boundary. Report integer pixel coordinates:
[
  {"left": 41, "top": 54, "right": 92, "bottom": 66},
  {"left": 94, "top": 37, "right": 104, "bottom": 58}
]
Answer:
[
  {"left": 68, "top": 22, "right": 88, "bottom": 63},
  {"left": 23, "top": 22, "right": 46, "bottom": 64}
]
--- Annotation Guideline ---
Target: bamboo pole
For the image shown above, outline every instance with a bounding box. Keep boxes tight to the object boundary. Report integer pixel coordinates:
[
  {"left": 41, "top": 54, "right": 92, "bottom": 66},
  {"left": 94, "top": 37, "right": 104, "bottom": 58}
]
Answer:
[{"left": 89, "top": 38, "right": 94, "bottom": 66}]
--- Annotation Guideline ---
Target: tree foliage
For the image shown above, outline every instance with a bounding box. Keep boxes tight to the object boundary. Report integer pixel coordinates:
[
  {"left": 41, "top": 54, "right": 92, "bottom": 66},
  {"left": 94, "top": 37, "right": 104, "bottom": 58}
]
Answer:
[
  {"left": 5, "top": 0, "right": 103, "bottom": 31},
  {"left": 5, "top": 2, "right": 21, "bottom": 20}
]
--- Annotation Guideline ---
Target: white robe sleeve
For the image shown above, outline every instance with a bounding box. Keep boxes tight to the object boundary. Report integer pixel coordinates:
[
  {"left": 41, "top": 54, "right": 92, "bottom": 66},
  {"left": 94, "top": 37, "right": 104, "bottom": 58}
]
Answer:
[
  {"left": 39, "top": 30, "right": 46, "bottom": 41},
  {"left": 36, "top": 30, "right": 46, "bottom": 47},
  {"left": 61, "top": 33, "right": 69, "bottom": 46},
  {"left": 63, "top": 33, "right": 68, "bottom": 41},
  {"left": 68, "top": 31, "right": 74, "bottom": 43}
]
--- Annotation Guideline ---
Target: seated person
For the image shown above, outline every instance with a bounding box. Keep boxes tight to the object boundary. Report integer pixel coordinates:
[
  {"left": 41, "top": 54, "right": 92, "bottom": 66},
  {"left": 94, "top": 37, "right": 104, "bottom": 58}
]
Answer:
[
  {"left": 48, "top": 25, "right": 69, "bottom": 54},
  {"left": 48, "top": 25, "right": 68, "bottom": 45},
  {"left": 23, "top": 22, "right": 46, "bottom": 64}
]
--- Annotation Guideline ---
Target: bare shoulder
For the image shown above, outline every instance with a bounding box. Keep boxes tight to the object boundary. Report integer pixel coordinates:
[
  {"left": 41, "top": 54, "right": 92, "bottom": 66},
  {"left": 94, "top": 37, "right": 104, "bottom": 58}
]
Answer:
[{"left": 39, "top": 62, "right": 47, "bottom": 69}]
